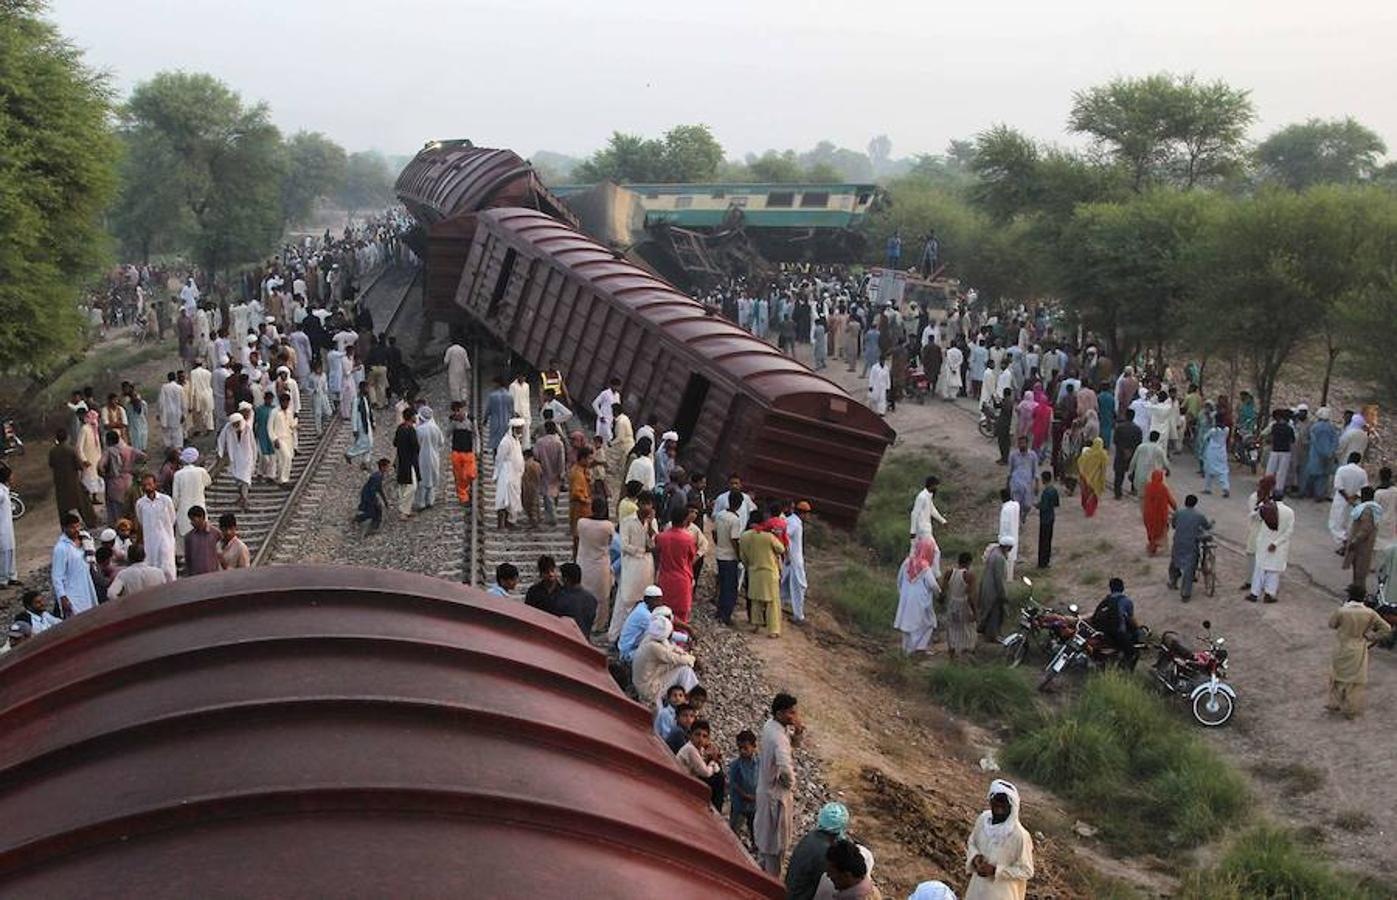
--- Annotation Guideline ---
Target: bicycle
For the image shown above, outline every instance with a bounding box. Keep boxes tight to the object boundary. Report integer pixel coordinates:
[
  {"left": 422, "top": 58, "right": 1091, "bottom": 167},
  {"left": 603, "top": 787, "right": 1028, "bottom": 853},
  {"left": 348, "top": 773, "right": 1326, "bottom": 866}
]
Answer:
[{"left": 1196, "top": 534, "right": 1217, "bottom": 597}]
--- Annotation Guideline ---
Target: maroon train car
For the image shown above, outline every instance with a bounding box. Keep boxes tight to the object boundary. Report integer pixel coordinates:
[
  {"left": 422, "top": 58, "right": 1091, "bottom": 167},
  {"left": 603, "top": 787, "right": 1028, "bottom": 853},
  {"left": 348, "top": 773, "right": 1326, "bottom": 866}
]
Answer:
[
  {"left": 395, "top": 141, "right": 578, "bottom": 324},
  {"left": 0, "top": 567, "right": 782, "bottom": 898},
  {"left": 453, "top": 208, "right": 895, "bottom": 528}
]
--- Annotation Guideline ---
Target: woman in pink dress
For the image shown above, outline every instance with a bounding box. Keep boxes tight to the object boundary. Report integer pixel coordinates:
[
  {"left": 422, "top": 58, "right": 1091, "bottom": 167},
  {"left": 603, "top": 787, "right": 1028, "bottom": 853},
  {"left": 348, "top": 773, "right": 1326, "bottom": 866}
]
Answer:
[
  {"left": 654, "top": 506, "right": 698, "bottom": 623},
  {"left": 1031, "top": 385, "right": 1053, "bottom": 455}
]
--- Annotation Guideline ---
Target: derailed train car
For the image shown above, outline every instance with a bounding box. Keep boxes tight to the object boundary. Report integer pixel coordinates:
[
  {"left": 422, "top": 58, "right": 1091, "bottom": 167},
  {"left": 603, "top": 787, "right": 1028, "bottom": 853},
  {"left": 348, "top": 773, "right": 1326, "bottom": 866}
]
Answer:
[
  {"left": 0, "top": 567, "right": 782, "bottom": 898},
  {"left": 395, "top": 140, "right": 578, "bottom": 323},
  {"left": 453, "top": 208, "right": 895, "bottom": 528}
]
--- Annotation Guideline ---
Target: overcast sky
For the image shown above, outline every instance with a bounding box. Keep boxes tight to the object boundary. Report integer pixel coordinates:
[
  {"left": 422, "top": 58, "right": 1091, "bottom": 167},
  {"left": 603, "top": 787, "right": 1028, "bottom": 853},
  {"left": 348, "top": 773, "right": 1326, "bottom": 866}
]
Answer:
[{"left": 50, "top": 0, "right": 1397, "bottom": 163}]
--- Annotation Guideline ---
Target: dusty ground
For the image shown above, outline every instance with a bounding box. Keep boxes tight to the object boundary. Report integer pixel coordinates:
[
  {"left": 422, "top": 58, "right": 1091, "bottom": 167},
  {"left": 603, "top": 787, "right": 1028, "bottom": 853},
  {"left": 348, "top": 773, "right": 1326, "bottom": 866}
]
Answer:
[{"left": 798, "top": 346, "right": 1397, "bottom": 885}]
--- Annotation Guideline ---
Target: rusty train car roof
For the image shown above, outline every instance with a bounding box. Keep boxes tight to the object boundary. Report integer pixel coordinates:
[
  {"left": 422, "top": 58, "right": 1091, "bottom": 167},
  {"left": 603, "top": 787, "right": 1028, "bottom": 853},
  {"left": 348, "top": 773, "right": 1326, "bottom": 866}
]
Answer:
[
  {"left": 395, "top": 141, "right": 578, "bottom": 228},
  {"left": 475, "top": 207, "right": 896, "bottom": 434},
  {"left": 0, "top": 567, "right": 782, "bottom": 898}
]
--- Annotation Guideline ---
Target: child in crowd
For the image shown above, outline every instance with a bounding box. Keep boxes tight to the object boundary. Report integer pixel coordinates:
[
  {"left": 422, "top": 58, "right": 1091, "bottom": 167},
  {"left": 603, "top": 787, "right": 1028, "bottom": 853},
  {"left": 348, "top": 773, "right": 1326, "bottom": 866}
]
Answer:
[
  {"left": 664, "top": 703, "right": 697, "bottom": 753},
  {"left": 654, "top": 685, "right": 687, "bottom": 739},
  {"left": 727, "top": 729, "right": 759, "bottom": 845},
  {"left": 676, "top": 719, "right": 725, "bottom": 811}
]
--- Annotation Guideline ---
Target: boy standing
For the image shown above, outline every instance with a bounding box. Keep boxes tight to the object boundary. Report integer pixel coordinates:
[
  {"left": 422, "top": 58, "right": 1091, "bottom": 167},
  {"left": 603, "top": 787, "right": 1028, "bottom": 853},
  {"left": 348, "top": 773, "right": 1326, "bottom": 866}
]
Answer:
[{"left": 728, "top": 729, "right": 759, "bottom": 845}]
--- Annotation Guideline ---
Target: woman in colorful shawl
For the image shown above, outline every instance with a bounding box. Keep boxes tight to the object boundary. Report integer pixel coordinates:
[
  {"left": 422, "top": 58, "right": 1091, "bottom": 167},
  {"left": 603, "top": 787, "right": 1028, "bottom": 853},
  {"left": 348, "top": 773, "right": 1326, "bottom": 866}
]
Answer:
[
  {"left": 1142, "top": 469, "right": 1177, "bottom": 555},
  {"left": 1030, "top": 386, "right": 1052, "bottom": 456},
  {"left": 1077, "top": 437, "right": 1109, "bottom": 518},
  {"left": 894, "top": 536, "right": 940, "bottom": 655}
]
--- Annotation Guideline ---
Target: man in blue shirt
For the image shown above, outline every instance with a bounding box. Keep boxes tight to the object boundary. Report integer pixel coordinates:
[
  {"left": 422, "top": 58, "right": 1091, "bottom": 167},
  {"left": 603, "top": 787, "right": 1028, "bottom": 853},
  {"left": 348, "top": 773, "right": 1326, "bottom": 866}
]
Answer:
[
  {"left": 51, "top": 512, "right": 97, "bottom": 617},
  {"left": 485, "top": 562, "right": 518, "bottom": 598},
  {"left": 1089, "top": 577, "right": 1141, "bottom": 668},
  {"left": 727, "top": 728, "right": 760, "bottom": 844},
  {"left": 619, "top": 585, "right": 664, "bottom": 660}
]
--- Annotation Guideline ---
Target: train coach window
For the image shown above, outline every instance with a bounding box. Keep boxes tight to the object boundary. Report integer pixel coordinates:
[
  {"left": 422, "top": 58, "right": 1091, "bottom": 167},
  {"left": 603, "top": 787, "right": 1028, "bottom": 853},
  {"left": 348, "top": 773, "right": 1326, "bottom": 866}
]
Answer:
[
  {"left": 488, "top": 248, "right": 517, "bottom": 318},
  {"left": 675, "top": 195, "right": 693, "bottom": 209},
  {"left": 766, "top": 191, "right": 794, "bottom": 208},
  {"left": 799, "top": 192, "right": 829, "bottom": 208},
  {"left": 857, "top": 192, "right": 872, "bottom": 205}
]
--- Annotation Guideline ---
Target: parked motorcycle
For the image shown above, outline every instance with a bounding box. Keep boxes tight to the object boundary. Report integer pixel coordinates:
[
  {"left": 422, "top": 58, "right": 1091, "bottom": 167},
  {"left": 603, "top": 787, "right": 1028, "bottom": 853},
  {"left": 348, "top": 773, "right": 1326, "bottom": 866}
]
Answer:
[
  {"left": 1152, "top": 620, "right": 1236, "bottom": 726},
  {"left": 1366, "top": 575, "right": 1397, "bottom": 650},
  {"left": 1232, "top": 431, "right": 1259, "bottom": 474},
  {"left": 0, "top": 418, "right": 22, "bottom": 457},
  {"left": 978, "top": 401, "right": 997, "bottom": 439},
  {"left": 9, "top": 490, "right": 24, "bottom": 521},
  {"left": 1000, "top": 578, "right": 1079, "bottom": 668},
  {"left": 1038, "top": 617, "right": 1150, "bottom": 692},
  {"left": 906, "top": 363, "right": 932, "bottom": 404}
]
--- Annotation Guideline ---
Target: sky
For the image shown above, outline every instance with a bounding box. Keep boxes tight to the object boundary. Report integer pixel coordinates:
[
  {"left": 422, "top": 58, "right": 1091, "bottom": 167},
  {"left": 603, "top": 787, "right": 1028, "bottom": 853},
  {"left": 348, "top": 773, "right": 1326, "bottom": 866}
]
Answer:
[{"left": 49, "top": 0, "right": 1397, "bottom": 164}]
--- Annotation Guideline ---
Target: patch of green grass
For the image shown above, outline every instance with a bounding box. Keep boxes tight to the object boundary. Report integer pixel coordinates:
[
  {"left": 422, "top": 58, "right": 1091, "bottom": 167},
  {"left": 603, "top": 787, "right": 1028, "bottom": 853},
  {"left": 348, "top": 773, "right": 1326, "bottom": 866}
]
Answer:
[
  {"left": 1178, "top": 825, "right": 1381, "bottom": 900},
  {"left": 826, "top": 561, "right": 899, "bottom": 633},
  {"left": 926, "top": 663, "right": 1036, "bottom": 720},
  {"left": 35, "top": 342, "right": 171, "bottom": 415},
  {"left": 857, "top": 455, "right": 936, "bottom": 564},
  {"left": 1002, "top": 672, "right": 1250, "bottom": 853}
]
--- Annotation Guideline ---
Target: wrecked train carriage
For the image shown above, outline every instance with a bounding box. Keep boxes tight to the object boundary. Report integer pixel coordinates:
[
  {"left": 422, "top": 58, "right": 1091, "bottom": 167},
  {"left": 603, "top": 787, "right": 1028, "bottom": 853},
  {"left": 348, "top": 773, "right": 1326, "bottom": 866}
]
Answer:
[
  {"left": 454, "top": 208, "right": 894, "bottom": 529},
  {"left": 394, "top": 141, "right": 578, "bottom": 324}
]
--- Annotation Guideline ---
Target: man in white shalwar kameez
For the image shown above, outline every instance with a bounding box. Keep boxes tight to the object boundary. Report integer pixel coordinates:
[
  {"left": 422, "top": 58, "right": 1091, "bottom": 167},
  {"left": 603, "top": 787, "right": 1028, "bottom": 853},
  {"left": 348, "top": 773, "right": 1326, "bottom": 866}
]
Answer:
[
  {"left": 269, "top": 394, "right": 297, "bottom": 486},
  {"left": 494, "top": 419, "right": 526, "bottom": 529},
  {"left": 171, "top": 448, "right": 211, "bottom": 540},
  {"left": 780, "top": 502, "right": 810, "bottom": 623},
  {"left": 0, "top": 468, "right": 15, "bottom": 585},
  {"left": 1248, "top": 497, "right": 1295, "bottom": 603},
  {"left": 867, "top": 356, "right": 890, "bottom": 415},
  {"left": 965, "top": 779, "right": 1034, "bottom": 900},
  {"left": 941, "top": 344, "right": 964, "bottom": 400},
  {"left": 187, "top": 360, "right": 214, "bottom": 436},
  {"left": 444, "top": 343, "right": 471, "bottom": 403},
  {"left": 910, "top": 477, "right": 948, "bottom": 541},
  {"left": 217, "top": 412, "right": 256, "bottom": 508},
  {"left": 592, "top": 383, "right": 621, "bottom": 441},
  {"left": 414, "top": 407, "right": 445, "bottom": 510},
  {"left": 998, "top": 495, "right": 1021, "bottom": 583},
  {"left": 157, "top": 373, "right": 187, "bottom": 450},
  {"left": 1331, "top": 453, "right": 1370, "bottom": 547},
  {"left": 135, "top": 474, "right": 178, "bottom": 581},
  {"left": 508, "top": 374, "right": 533, "bottom": 450}
]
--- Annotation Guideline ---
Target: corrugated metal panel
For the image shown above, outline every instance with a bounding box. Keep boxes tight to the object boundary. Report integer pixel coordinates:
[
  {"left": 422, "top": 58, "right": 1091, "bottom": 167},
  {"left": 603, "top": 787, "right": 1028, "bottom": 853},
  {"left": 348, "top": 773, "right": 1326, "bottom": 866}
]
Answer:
[
  {"left": 0, "top": 567, "right": 782, "bottom": 899},
  {"left": 450, "top": 207, "right": 893, "bottom": 527}
]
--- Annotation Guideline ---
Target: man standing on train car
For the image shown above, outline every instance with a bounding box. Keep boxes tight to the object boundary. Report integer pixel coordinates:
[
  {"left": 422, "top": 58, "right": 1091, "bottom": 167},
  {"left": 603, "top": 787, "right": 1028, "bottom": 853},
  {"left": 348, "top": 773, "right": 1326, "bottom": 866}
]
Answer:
[{"left": 592, "top": 377, "right": 622, "bottom": 443}]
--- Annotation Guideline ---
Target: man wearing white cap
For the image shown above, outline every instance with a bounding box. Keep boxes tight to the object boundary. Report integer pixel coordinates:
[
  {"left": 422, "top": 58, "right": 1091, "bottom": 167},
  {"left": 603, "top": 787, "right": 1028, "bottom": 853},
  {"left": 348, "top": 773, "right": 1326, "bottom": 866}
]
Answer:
[
  {"left": 494, "top": 418, "right": 526, "bottom": 529},
  {"left": 618, "top": 585, "right": 665, "bottom": 661},
  {"left": 172, "top": 448, "right": 211, "bottom": 540},
  {"left": 217, "top": 411, "right": 256, "bottom": 509},
  {"left": 656, "top": 431, "right": 679, "bottom": 490},
  {"left": 274, "top": 366, "right": 300, "bottom": 414},
  {"left": 964, "top": 779, "right": 1034, "bottom": 899}
]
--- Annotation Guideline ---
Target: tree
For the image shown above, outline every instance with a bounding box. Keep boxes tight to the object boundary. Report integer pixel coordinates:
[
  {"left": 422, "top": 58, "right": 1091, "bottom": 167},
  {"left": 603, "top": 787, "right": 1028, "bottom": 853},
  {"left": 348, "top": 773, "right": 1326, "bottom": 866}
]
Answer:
[
  {"left": 661, "top": 124, "right": 723, "bottom": 182},
  {"left": 336, "top": 151, "right": 396, "bottom": 213},
  {"left": 1068, "top": 73, "right": 1253, "bottom": 190},
  {"left": 281, "top": 131, "right": 346, "bottom": 226},
  {"left": 868, "top": 134, "right": 892, "bottom": 174},
  {"left": 745, "top": 150, "right": 807, "bottom": 183},
  {"left": 111, "top": 128, "right": 189, "bottom": 263},
  {"left": 0, "top": 0, "right": 118, "bottom": 371},
  {"left": 968, "top": 125, "right": 1041, "bottom": 222},
  {"left": 573, "top": 131, "right": 667, "bottom": 183},
  {"left": 122, "top": 72, "right": 285, "bottom": 279},
  {"left": 1256, "top": 118, "right": 1388, "bottom": 190},
  {"left": 1058, "top": 190, "right": 1214, "bottom": 363}
]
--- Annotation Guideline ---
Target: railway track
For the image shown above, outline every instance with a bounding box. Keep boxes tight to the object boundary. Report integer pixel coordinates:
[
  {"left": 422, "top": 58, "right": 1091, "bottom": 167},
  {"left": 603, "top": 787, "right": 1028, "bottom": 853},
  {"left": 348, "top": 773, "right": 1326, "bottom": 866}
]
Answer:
[
  {"left": 204, "top": 266, "right": 419, "bottom": 566},
  {"left": 465, "top": 342, "right": 575, "bottom": 593}
]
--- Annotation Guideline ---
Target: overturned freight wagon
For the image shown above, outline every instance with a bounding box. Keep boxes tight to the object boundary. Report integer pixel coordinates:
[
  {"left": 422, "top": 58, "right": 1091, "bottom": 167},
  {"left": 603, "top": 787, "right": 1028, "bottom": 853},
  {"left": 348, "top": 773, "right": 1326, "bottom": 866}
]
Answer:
[
  {"left": 454, "top": 208, "right": 895, "bottom": 528},
  {"left": 395, "top": 140, "right": 579, "bottom": 324},
  {"left": 0, "top": 566, "right": 782, "bottom": 898}
]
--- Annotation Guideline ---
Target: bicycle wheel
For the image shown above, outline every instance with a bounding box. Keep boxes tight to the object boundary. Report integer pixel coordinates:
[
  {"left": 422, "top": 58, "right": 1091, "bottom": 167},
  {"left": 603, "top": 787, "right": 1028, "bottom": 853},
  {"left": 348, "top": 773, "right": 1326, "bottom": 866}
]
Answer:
[
  {"left": 10, "top": 495, "right": 24, "bottom": 520},
  {"left": 1201, "top": 547, "right": 1216, "bottom": 596}
]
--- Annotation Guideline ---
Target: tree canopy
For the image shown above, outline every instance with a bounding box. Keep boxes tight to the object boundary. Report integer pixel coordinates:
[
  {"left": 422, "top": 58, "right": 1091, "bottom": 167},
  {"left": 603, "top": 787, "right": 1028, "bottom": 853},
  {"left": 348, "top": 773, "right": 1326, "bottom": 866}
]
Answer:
[
  {"left": 0, "top": 0, "right": 118, "bottom": 372},
  {"left": 1256, "top": 118, "right": 1388, "bottom": 190},
  {"left": 573, "top": 125, "right": 724, "bottom": 183},
  {"left": 282, "top": 131, "right": 348, "bottom": 225}
]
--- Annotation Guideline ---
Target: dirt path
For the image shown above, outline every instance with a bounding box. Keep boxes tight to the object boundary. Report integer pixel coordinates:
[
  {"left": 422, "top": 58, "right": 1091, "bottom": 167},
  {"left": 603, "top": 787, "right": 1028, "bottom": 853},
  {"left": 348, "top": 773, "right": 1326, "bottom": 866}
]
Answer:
[{"left": 802, "top": 347, "right": 1397, "bottom": 881}]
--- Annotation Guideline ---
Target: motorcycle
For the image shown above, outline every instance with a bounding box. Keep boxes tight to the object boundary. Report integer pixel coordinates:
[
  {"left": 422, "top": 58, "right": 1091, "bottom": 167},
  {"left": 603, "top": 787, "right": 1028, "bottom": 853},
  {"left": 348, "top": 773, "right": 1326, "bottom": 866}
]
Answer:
[
  {"left": 1232, "top": 431, "right": 1259, "bottom": 474},
  {"left": 906, "top": 362, "right": 932, "bottom": 404},
  {"left": 978, "top": 401, "right": 997, "bottom": 439},
  {"left": 1366, "top": 575, "right": 1397, "bottom": 650},
  {"left": 1038, "top": 617, "right": 1150, "bottom": 692},
  {"left": 1000, "top": 578, "right": 1079, "bottom": 667},
  {"left": 0, "top": 418, "right": 22, "bottom": 457},
  {"left": 1152, "top": 620, "right": 1236, "bottom": 726}
]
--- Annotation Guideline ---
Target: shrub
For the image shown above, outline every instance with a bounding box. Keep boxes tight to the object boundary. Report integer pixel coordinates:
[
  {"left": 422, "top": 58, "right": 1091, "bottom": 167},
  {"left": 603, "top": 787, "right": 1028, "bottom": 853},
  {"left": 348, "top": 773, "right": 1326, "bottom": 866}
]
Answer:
[
  {"left": 1003, "top": 716, "right": 1128, "bottom": 786},
  {"left": 927, "top": 663, "right": 1036, "bottom": 720},
  {"left": 1178, "top": 825, "right": 1379, "bottom": 899}
]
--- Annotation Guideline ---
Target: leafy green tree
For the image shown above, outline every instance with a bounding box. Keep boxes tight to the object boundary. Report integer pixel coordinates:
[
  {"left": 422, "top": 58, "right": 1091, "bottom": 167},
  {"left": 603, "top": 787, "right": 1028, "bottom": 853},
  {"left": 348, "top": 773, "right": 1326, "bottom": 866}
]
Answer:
[
  {"left": 336, "top": 151, "right": 396, "bottom": 213},
  {"left": 110, "top": 128, "right": 189, "bottom": 263},
  {"left": 803, "top": 161, "right": 845, "bottom": 183},
  {"left": 1058, "top": 190, "right": 1214, "bottom": 363},
  {"left": 661, "top": 124, "right": 723, "bottom": 182},
  {"left": 573, "top": 131, "right": 667, "bottom": 183},
  {"left": 745, "top": 150, "right": 807, "bottom": 183},
  {"left": 1069, "top": 73, "right": 1253, "bottom": 190},
  {"left": 0, "top": 0, "right": 118, "bottom": 371},
  {"left": 1256, "top": 118, "right": 1388, "bottom": 190},
  {"left": 799, "top": 141, "right": 874, "bottom": 181},
  {"left": 122, "top": 71, "right": 285, "bottom": 278},
  {"left": 968, "top": 125, "right": 1042, "bottom": 222},
  {"left": 282, "top": 130, "right": 347, "bottom": 226}
]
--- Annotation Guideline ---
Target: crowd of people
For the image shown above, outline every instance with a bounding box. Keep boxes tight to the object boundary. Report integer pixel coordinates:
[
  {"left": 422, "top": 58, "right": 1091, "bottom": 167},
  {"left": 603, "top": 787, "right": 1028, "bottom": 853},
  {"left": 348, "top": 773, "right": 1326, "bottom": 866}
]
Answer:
[{"left": 4, "top": 213, "right": 415, "bottom": 648}]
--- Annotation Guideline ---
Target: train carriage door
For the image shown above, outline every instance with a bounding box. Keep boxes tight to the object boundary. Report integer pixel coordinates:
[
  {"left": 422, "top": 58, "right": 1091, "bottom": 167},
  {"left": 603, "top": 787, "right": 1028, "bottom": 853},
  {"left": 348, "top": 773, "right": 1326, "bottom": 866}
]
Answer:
[{"left": 674, "top": 372, "right": 711, "bottom": 446}]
